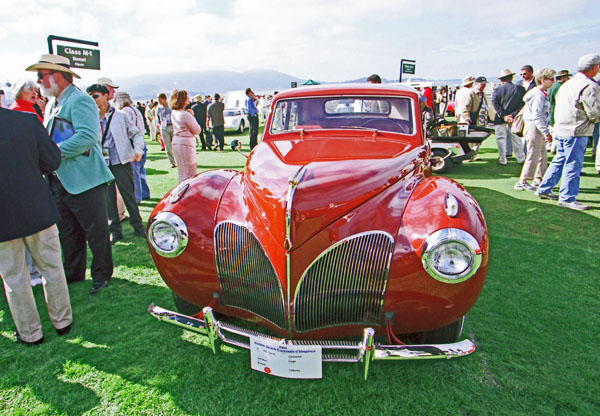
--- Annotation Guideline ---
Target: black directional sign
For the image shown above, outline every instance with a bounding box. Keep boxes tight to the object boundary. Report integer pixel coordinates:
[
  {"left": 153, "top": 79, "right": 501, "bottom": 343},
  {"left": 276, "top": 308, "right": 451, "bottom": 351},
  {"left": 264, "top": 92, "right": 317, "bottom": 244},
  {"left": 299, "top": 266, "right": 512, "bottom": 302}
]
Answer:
[
  {"left": 402, "top": 62, "right": 416, "bottom": 75},
  {"left": 57, "top": 45, "right": 101, "bottom": 70}
]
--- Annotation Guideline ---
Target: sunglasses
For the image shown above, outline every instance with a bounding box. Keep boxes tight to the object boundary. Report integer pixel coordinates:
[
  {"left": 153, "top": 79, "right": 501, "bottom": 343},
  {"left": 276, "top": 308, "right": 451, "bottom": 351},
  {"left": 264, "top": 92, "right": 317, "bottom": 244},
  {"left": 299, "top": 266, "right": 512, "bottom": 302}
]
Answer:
[
  {"left": 37, "top": 71, "right": 57, "bottom": 80},
  {"left": 89, "top": 94, "right": 101, "bottom": 99}
]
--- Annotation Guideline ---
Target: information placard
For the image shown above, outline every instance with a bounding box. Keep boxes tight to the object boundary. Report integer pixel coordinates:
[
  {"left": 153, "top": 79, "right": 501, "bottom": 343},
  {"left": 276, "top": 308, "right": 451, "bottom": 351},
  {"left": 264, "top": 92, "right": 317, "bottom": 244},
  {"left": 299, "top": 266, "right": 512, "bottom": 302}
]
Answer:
[
  {"left": 402, "top": 62, "right": 416, "bottom": 75},
  {"left": 57, "top": 45, "right": 101, "bottom": 70},
  {"left": 250, "top": 336, "right": 322, "bottom": 379}
]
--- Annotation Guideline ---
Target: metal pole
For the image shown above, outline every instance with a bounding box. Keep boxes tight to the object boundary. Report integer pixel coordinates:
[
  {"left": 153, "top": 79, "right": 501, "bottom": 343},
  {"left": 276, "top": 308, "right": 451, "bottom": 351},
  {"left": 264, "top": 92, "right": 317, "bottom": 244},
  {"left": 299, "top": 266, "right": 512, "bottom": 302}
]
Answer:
[{"left": 399, "top": 59, "right": 404, "bottom": 83}]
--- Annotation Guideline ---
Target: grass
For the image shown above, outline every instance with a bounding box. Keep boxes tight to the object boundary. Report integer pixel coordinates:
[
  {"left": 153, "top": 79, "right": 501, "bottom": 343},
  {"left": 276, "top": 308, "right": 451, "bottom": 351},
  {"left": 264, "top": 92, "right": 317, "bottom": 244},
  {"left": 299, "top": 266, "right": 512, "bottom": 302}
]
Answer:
[{"left": 1, "top": 129, "right": 599, "bottom": 415}]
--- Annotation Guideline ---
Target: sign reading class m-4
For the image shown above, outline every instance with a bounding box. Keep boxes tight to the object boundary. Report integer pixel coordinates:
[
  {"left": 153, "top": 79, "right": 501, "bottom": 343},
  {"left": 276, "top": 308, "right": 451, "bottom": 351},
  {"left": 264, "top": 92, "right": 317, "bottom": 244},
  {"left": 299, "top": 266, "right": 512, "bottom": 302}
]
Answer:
[
  {"left": 57, "top": 45, "right": 100, "bottom": 70},
  {"left": 402, "top": 62, "right": 416, "bottom": 75}
]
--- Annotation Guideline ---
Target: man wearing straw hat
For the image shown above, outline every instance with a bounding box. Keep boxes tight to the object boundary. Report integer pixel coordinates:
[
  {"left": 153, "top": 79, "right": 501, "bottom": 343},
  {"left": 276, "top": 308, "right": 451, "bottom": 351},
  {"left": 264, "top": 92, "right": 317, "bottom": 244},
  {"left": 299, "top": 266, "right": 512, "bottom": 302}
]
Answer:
[
  {"left": 455, "top": 76, "right": 475, "bottom": 124},
  {"left": 26, "top": 54, "right": 114, "bottom": 295},
  {"left": 491, "top": 68, "right": 526, "bottom": 165}
]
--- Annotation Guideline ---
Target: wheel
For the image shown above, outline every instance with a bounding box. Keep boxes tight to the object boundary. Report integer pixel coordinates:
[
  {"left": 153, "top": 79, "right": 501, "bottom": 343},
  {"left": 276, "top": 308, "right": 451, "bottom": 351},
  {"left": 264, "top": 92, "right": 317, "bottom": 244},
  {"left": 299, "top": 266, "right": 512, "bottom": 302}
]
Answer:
[
  {"left": 172, "top": 292, "right": 203, "bottom": 316},
  {"left": 431, "top": 148, "right": 454, "bottom": 173},
  {"left": 410, "top": 317, "right": 465, "bottom": 344},
  {"left": 237, "top": 120, "right": 245, "bottom": 134}
]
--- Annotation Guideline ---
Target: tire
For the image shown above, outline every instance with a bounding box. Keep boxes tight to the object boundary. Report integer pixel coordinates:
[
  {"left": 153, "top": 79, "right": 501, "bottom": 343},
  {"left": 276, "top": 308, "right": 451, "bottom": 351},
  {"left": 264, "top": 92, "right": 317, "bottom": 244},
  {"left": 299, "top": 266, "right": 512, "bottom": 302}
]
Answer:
[
  {"left": 431, "top": 148, "right": 454, "bottom": 174},
  {"left": 172, "top": 292, "right": 203, "bottom": 316},
  {"left": 410, "top": 317, "right": 465, "bottom": 344},
  {"left": 237, "top": 120, "right": 245, "bottom": 134}
]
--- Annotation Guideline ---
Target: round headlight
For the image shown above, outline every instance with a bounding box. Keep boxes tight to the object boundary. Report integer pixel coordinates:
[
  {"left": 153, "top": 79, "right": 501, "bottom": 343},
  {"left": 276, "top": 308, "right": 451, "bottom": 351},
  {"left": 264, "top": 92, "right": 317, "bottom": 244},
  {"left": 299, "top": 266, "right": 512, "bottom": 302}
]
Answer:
[
  {"left": 421, "top": 228, "right": 481, "bottom": 283},
  {"left": 148, "top": 212, "right": 188, "bottom": 257}
]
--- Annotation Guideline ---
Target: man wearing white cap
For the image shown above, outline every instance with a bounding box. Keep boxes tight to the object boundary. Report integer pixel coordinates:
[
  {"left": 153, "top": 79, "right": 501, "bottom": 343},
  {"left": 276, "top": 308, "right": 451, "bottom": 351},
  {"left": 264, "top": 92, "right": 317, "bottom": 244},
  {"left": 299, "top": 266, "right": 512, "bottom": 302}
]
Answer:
[
  {"left": 491, "top": 69, "right": 526, "bottom": 165},
  {"left": 97, "top": 77, "right": 119, "bottom": 101},
  {"left": 455, "top": 76, "right": 475, "bottom": 124},
  {"left": 26, "top": 54, "right": 114, "bottom": 295},
  {"left": 535, "top": 54, "right": 600, "bottom": 210}
]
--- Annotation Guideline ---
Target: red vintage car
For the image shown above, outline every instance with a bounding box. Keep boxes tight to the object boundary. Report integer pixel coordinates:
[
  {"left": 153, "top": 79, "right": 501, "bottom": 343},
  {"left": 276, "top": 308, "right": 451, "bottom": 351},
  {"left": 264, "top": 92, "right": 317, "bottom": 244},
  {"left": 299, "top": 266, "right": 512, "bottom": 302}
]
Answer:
[{"left": 147, "top": 84, "right": 489, "bottom": 379}]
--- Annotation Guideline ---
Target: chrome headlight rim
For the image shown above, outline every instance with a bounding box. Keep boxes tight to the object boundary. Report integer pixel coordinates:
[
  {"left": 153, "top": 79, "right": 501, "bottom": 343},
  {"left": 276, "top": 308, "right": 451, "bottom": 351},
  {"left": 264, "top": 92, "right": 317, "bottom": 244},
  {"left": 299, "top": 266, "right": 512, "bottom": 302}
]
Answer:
[
  {"left": 148, "top": 212, "right": 188, "bottom": 258},
  {"left": 421, "top": 228, "right": 482, "bottom": 284}
]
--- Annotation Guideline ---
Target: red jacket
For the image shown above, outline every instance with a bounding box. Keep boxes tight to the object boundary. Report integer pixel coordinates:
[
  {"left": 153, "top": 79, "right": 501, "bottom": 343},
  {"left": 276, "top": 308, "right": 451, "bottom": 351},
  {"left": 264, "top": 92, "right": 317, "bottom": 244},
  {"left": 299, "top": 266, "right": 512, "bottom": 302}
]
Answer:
[{"left": 9, "top": 99, "right": 44, "bottom": 123}]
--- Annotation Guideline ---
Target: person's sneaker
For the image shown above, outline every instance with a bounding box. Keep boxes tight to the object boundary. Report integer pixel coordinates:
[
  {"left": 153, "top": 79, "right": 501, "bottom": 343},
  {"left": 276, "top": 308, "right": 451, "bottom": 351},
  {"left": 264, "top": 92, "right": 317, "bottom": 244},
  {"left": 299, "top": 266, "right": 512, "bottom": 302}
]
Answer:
[
  {"left": 535, "top": 191, "right": 559, "bottom": 200},
  {"left": 531, "top": 180, "right": 542, "bottom": 187},
  {"left": 514, "top": 182, "right": 536, "bottom": 191},
  {"left": 90, "top": 280, "right": 109, "bottom": 295},
  {"left": 134, "top": 229, "right": 146, "bottom": 238},
  {"left": 497, "top": 159, "right": 508, "bottom": 165},
  {"left": 56, "top": 323, "right": 72, "bottom": 336},
  {"left": 14, "top": 332, "right": 44, "bottom": 346},
  {"left": 557, "top": 200, "right": 589, "bottom": 211},
  {"left": 30, "top": 276, "right": 43, "bottom": 287}
]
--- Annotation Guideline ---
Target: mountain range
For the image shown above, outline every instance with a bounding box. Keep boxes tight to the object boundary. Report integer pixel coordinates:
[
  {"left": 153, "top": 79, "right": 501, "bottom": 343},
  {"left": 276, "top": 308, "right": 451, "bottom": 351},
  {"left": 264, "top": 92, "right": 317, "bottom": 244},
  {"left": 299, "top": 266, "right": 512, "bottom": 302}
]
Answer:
[
  {"left": 117, "top": 69, "right": 305, "bottom": 99},
  {"left": 113, "top": 69, "right": 464, "bottom": 100}
]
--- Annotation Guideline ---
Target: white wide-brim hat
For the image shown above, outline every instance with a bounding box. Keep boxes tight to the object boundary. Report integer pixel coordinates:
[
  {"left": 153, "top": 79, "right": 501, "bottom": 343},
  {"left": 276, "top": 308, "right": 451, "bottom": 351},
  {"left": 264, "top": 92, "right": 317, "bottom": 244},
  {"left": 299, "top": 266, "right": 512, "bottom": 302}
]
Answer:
[
  {"left": 461, "top": 76, "right": 475, "bottom": 86},
  {"left": 498, "top": 69, "right": 515, "bottom": 79},
  {"left": 25, "top": 54, "right": 81, "bottom": 79}
]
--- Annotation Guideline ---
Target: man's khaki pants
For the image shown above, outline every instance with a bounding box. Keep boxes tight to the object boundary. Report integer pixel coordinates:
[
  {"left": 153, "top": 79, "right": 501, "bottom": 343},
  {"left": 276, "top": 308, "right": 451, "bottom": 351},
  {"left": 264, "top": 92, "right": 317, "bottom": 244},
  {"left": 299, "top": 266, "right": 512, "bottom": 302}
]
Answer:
[{"left": 0, "top": 225, "right": 72, "bottom": 343}]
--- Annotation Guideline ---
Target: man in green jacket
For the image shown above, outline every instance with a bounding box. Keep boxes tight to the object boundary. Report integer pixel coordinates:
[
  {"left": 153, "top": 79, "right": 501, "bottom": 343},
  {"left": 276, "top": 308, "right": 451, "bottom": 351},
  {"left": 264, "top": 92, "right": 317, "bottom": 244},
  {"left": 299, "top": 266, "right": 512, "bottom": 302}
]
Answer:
[
  {"left": 547, "top": 70, "right": 571, "bottom": 153},
  {"left": 26, "top": 54, "right": 115, "bottom": 295}
]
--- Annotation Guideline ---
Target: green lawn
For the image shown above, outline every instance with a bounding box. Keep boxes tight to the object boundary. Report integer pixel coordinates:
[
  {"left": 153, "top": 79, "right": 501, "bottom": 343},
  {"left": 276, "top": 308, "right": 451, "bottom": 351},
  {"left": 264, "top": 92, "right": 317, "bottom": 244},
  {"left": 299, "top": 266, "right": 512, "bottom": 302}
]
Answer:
[{"left": 1, "top": 130, "right": 599, "bottom": 415}]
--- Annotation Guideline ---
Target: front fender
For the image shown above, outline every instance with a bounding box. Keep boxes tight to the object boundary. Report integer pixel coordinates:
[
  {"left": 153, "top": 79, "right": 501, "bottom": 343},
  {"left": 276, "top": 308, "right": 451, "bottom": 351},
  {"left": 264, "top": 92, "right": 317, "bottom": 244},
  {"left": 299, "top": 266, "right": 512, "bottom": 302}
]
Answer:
[
  {"left": 383, "top": 176, "right": 489, "bottom": 332},
  {"left": 148, "top": 169, "right": 239, "bottom": 306}
]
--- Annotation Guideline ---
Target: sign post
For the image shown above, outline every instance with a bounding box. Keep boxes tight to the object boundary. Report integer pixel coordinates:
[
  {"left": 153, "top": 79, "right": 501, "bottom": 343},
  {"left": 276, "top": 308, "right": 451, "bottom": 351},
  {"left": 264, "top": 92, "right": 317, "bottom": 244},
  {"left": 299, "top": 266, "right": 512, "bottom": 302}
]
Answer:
[
  {"left": 48, "top": 35, "right": 101, "bottom": 71},
  {"left": 399, "top": 59, "right": 416, "bottom": 83}
]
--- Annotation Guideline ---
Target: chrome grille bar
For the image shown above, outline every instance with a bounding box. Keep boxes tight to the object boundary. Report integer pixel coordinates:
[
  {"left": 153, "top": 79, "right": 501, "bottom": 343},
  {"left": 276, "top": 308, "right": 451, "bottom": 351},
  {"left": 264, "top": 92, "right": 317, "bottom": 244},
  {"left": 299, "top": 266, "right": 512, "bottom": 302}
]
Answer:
[
  {"left": 294, "top": 231, "right": 394, "bottom": 332},
  {"left": 214, "top": 221, "right": 287, "bottom": 329}
]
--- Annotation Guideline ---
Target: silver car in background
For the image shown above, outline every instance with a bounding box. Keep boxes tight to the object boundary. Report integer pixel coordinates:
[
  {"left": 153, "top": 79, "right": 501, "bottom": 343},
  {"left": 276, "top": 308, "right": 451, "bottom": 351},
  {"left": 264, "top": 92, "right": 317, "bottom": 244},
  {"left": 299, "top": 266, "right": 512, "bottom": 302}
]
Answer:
[{"left": 224, "top": 108, "right": 248, "bottom": 133}]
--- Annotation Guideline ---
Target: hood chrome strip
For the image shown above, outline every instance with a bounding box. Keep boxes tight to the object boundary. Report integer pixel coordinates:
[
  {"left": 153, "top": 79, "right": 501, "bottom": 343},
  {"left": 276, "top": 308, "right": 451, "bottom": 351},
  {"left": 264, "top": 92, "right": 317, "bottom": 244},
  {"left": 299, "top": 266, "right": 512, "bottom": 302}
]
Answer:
[{"left": 285, "top": 165, "right": 306, "bottom": 337}]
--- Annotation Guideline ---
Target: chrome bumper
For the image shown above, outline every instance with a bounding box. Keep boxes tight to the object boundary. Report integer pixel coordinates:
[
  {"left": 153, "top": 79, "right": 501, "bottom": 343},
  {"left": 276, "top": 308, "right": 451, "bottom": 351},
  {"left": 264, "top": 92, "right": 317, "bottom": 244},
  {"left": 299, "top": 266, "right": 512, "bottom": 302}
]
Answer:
[{"left": 148, "top": 303, "right": 475, "bottom": 379}]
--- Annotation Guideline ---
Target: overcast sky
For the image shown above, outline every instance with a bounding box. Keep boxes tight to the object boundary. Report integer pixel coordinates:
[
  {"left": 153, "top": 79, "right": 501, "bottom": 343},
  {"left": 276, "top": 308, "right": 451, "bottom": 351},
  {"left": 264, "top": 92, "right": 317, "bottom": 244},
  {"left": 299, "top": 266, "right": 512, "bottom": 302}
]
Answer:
[{"left": 2, "top": 0, "right": 599, "bottom": 85}]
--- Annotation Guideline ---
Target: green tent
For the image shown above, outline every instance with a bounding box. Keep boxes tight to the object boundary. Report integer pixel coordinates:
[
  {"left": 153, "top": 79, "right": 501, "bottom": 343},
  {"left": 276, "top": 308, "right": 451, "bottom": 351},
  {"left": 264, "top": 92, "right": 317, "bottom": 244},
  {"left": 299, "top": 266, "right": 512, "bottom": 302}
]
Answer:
[{"left": 302, "top": 79, "right": 320, "bottom": 85}]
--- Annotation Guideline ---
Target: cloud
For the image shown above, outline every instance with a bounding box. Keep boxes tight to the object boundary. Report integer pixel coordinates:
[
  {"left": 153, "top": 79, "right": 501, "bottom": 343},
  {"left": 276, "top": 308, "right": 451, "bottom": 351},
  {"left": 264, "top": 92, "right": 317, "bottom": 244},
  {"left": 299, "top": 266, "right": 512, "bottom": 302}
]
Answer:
[{"left": 1, "top": 0, "right": 599, "bottom": 83}]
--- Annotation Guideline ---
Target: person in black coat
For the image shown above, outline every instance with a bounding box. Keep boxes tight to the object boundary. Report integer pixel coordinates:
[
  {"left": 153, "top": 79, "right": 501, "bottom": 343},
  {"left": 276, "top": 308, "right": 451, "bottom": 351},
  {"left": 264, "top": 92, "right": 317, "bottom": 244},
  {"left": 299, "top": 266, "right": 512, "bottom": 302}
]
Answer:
[
  {"left": 189, "top": 95, "right": 210, "bottom": 150},
  {"left": 492, "top": 69, "right": 526, "bottom": 165},
  {"left": 0, "top": 108, "right": 73, "bottom": 345}
]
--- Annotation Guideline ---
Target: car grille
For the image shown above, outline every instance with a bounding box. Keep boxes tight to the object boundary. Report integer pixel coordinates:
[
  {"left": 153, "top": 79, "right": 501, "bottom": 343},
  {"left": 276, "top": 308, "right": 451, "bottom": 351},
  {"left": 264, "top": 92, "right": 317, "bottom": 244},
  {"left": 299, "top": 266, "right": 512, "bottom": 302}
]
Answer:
[
  {"left": 214, "top": 222, "right": 287, "bottom": 329},
  {"left": 293, "top": 232, "right": 394, "bottom": 332}
]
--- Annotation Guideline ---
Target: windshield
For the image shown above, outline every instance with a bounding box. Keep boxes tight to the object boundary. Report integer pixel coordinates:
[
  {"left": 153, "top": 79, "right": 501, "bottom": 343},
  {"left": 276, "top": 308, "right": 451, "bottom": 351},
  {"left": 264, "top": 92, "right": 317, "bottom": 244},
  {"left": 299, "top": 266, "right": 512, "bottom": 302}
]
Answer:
[
  {"left": 270, "top": 96, "right": 414, "bottom": 135},
  {"left": 224, "top": 110, "right": 240, "bottom": 117}
]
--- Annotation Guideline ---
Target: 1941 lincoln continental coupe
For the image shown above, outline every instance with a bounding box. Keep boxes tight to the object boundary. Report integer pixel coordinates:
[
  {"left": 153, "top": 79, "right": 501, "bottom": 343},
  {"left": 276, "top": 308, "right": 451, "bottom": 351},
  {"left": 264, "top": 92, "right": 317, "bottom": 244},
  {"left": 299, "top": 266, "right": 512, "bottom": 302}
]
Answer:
[{"left": 147, "top": 84, "right": 489, "bottom": 379}]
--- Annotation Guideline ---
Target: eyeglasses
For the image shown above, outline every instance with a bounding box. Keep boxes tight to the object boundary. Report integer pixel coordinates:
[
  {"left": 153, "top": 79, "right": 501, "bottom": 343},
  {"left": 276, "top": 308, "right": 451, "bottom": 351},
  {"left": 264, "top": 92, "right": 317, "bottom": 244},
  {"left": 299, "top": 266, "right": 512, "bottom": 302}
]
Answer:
[
  {"left": 37, "top": 71, "right": 56, "bottom": 80},
  {"left": 89, "top": 94, "right": 101, "bottom": 99}
]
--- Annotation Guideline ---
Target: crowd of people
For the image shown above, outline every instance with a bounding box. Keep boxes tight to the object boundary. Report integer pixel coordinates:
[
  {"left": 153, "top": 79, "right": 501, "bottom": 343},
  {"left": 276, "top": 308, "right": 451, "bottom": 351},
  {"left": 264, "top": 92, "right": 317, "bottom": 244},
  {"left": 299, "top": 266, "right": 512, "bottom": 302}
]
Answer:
[
  {"left": 0, "top": 53, "right": 273, "bottom": 345},
  {"left": 417, "top": 54, "right": 600, "bottom": 210},
  {"left": 0, "top": 52, "right": 599, "bottom": 346}
]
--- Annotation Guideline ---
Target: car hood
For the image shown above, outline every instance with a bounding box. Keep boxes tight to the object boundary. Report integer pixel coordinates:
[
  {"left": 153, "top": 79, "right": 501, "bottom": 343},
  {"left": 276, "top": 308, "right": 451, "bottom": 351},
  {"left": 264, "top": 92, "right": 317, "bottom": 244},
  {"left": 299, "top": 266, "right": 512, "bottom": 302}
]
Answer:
[{"left": 234, "top": 137, "right": 426, "bottom": 249}]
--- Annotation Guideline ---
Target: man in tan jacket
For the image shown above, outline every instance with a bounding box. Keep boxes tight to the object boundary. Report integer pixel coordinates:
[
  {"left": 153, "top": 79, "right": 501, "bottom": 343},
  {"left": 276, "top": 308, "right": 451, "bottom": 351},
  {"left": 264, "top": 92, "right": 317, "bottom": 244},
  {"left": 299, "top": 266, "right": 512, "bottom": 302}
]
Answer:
[{"left": 535, "top": 54, "right": 600, "bottom": 210}]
